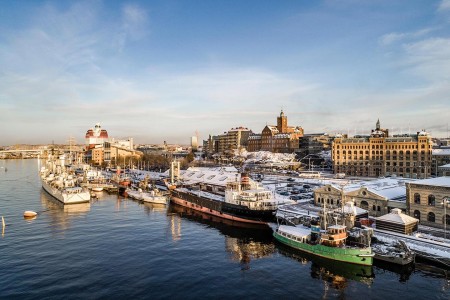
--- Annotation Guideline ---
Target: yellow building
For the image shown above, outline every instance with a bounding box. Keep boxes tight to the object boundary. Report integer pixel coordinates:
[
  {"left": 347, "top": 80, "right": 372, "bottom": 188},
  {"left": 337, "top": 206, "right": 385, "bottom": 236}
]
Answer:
[
  {"left": 314, "top": 178, "right": 407, "bottom": 217},
  {"left": 332, "top": 120, "right": 432, "bottom": 178},
  {"left": 406, "top": 177, "right": 450, "bottom": 228}
]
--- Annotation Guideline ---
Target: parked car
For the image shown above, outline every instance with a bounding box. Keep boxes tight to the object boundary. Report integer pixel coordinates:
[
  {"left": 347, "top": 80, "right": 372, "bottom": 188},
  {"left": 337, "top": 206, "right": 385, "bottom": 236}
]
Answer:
[{"left": 287, "top": 178, "right": 295, "bottom": 182}]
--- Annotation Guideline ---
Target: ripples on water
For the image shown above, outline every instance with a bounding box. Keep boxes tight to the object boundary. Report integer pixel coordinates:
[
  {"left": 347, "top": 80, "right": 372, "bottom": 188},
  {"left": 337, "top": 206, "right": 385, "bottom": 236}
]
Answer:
[{"left": 0, "top": 160, "right": 449, "bottom": 299}]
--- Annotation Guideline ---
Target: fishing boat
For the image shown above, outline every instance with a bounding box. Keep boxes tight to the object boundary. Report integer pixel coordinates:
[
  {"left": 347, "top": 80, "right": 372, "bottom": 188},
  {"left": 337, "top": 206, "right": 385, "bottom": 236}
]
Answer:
[
  {"left": 170, "top": 172, "right": 294, "bottom": 224},
  {"left": 273, "top": 220, "right": 374, "bottom": 266}
]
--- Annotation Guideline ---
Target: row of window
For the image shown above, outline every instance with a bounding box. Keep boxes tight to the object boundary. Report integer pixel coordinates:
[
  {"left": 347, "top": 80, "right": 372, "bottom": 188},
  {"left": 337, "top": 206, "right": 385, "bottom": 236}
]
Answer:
[
  {"left": 337, "top": 150, "right": 430, "bottom": 155},
  {"left": 413, "top": 193, "right": 447, "bottom": 206},
  {"left": 335, "top": 144, "right": 429, "bottom": 150},
  {"left": 413, "top": 210, "right": 450, "bottom": 224}
]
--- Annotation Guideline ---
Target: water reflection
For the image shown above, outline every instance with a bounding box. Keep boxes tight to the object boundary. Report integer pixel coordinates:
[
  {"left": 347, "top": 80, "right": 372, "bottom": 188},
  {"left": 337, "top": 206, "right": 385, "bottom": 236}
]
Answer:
[
  {"left": 373, "top": 260, "right": 414, "bottom": 283},
  {"left": 142, "top": 202, "right": 167, "bottom": 214},
  {"left": 276, "top": 243, "right": 374, "bottom": 289},
  {"left": 168, "top": 203, "right": 274, "bottom": 269},
  {"left": 40, "top": 190, "right": 91, "bottom": 232}
]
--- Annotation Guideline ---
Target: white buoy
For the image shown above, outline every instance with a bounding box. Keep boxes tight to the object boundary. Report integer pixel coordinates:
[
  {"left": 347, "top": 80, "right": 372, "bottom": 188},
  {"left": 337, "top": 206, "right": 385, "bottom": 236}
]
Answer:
[{"left": 23, "top": 211, "right": 37, "bottom": 218}]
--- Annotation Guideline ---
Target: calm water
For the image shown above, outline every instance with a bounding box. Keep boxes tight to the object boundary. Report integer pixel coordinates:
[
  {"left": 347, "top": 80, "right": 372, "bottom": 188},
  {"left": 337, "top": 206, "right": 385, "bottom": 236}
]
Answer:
[{"left": 0, "top": 159, "right": 449, "bottom": 299}]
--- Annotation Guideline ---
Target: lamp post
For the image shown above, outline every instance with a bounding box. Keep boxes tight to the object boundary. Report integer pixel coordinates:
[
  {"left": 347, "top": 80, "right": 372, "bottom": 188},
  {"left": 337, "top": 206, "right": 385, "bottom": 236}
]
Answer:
[{"left": 443, "top": 197, "right": 449, "bottom": 239}]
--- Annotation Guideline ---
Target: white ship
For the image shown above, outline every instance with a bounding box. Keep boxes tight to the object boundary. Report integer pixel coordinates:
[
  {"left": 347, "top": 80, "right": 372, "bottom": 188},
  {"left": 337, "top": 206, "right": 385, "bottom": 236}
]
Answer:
[{"left": 40, "top": 155, "right": 90, "bottom": 204}]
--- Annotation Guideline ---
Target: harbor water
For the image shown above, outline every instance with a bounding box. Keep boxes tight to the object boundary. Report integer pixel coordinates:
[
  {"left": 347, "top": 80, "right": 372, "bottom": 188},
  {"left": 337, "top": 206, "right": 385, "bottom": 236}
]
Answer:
[{"left": 1, "top": 159, "right": 449, "bottom": 299}]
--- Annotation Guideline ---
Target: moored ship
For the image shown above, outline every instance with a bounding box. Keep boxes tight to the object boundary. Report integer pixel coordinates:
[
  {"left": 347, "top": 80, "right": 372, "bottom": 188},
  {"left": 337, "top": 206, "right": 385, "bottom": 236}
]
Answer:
[
  {"left": 40, "top": 156, "right": 90, "bottom": 204},
  {"left": 170, "top": 172, "right": 294, "bottom": 224},
  {"left": 274, "top": 221, "right": 374, "bottom": 266}
]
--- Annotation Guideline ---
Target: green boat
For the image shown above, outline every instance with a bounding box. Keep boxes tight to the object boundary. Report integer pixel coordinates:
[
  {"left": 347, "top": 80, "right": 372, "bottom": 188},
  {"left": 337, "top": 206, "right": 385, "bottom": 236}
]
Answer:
[{"left": 274, "top": 223, "right": 374, "bottom": 266}]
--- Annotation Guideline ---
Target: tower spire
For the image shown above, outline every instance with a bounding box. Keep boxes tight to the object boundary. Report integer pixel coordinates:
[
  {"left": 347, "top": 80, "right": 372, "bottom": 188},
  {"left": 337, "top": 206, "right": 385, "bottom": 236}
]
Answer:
[{"left": 376, "top": 118, "right": 380, "bottom": 130}]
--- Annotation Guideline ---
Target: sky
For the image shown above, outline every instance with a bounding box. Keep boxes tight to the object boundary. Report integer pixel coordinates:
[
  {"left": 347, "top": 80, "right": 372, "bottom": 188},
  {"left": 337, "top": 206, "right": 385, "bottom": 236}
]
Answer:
[{"left": 1, "top": 0, "right": 450, "bottom": 146}]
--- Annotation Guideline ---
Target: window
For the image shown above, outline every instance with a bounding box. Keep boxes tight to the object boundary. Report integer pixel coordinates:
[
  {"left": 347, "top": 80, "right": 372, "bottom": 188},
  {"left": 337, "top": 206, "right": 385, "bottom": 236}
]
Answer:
[
  {"left": 360, "top": 201, "right": 369, "bottom": 210},
  {"left": 428, "top": 195, "right": 435, "bottom": 206},
  {"left": 413, "top": 210, "right": 421, "bottom": 220},
  {"left": 444, "top": 214, "right": 450, "bottom": 226},
  {"left": 414, "top": 193, "right": 420, "bottom": 204},
  {"left": 427, "top": 212, "right": 435, "bottom": 222}
]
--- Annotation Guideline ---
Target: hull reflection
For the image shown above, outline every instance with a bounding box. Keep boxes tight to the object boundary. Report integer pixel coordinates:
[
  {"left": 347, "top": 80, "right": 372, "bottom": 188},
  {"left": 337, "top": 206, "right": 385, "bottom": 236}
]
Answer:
[
  {"left": 40, "top": 190, "right": 91, "bottom": 231},
  {"left": 169, "top": 203, "right": 275, "bottom": 270},
  {"left": 276, "top": 242, "right": 374, "bottom": 286},
  {"left": 168, "top": 202, "right": 273, "bottom": 235}
]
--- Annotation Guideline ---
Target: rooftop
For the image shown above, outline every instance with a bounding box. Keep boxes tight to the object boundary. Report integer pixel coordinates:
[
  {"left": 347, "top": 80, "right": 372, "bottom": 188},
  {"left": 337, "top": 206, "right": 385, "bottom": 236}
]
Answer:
[{"left": 409, "top": 176, "right": 450, "bottom": 188}]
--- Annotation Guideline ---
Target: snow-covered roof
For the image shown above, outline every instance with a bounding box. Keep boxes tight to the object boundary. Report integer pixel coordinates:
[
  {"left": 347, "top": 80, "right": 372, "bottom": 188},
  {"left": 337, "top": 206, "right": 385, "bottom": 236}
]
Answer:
[
  {"left": 278, "top": 225, "right": 311, "bottom": 238},
  {"left": 329, "top": 178, "right": 411, "bottom": 200},
  {"left": 343, "top": 201, "right": 367, "bottom": 215},
  {"left": 433, "top": 148, "right": 450, "bottom": 156},
  {"left": 376, "top": 208, "right": 418, "bottom": 225},
  {"left": 366, "top": 186, "right": 406, "bottom": 201},
  {"left": 439, "top": 164, "right": 450, "bottom": 169},
  {"left": 410, "top": 176, "right": 450, "bottom": 188}
]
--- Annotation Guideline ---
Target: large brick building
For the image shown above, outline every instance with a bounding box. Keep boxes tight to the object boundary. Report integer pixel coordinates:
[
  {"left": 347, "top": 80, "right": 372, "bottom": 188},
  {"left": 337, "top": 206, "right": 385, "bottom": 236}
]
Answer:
[
  {"left": 332, "top": 120, "right": 432, "bottom": 178},
  {"left": 247, "top": 110, "right": 304, "bottom": 153}
]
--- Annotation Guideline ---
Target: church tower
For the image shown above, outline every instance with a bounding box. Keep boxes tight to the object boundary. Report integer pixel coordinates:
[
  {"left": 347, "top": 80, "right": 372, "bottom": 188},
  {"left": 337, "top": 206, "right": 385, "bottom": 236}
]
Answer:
[{"left": 277, "top": 110, "right": 288, "bottom": 133}]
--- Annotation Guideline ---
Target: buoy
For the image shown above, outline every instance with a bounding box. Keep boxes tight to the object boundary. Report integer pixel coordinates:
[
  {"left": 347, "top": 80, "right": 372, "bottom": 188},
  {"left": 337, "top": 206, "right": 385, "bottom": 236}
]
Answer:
[
  {"left": 23, "top": 211, "right": 37, "bottom": 218},
  {"left": 2, "top": 216, "right": 5, "bottom": 228}
]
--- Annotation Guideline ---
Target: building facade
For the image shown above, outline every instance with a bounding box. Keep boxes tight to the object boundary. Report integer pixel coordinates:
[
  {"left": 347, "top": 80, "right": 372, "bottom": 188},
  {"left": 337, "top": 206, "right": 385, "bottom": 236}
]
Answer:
[
  {"left": 407, "top": 177, "right": 450, "bottom": 229},
  {"left": 432, "top": 148, "right": 450, "bottom": 176},
  {"left": 85, "top": 123, "right": 109, "bottom": 149},
  {"left": 204, "top": 127, "right": 252, "bottom": 156},
  {"left": 332, "top": 120, "right": 432, "bottom": 178},
  {"left": 247, "top": 110, "right": 304, "bottom": 153},
  {"left": 314, "top": 179, "right": 407, "bottom": 217}
]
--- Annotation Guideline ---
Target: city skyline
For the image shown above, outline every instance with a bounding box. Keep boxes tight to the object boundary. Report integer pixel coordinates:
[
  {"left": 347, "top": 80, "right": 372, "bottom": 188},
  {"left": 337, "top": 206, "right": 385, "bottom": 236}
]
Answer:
[{"left": 1, "top": 0, "right": 450, "bottom": 145}]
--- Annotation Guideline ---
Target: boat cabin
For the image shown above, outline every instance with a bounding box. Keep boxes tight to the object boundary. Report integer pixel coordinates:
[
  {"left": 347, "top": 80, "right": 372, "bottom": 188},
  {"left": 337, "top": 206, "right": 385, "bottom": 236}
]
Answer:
[{"left": 320, "top": 225, "right": 348, "bottom": 247}]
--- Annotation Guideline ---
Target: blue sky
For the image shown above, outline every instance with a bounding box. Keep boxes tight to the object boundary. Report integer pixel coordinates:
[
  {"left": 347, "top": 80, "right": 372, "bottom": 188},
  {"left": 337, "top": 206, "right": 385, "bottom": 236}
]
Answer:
[{"left": 1, "top": 0, "right": 450, "bottom": 145}]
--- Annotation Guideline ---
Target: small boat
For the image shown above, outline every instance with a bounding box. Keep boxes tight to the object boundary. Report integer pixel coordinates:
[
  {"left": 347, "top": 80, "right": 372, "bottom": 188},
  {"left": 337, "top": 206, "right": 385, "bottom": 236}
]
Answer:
[
  {"left": 372, "top": 240, "right": 415, "bottom": 265},
  {"left": 126, "top": 188, "right": 144, "bottom": 200},
  {"left": 91, "top": 187, "right": 103, "bottom": 192},
  {"left": 141, "top": 189, "right": 167, "bottom": 205}
]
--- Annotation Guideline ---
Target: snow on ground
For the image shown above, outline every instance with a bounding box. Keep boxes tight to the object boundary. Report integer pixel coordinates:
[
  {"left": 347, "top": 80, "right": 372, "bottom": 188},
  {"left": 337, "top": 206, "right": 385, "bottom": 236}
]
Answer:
[{"left": 234, "top": 150, "right": 296, "bottom": 164}]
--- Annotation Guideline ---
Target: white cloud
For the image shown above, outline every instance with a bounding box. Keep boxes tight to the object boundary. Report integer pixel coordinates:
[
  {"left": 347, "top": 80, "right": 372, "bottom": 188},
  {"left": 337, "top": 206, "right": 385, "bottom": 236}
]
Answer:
[
  {"left": 438, "top": 0, "right": 450, "bottom": 11},
  {"left": 379, "top": 28, "right": 435, "bottom": 46},
  {"left": 116, "top": 4, "right": 148, "bottom": 52}
]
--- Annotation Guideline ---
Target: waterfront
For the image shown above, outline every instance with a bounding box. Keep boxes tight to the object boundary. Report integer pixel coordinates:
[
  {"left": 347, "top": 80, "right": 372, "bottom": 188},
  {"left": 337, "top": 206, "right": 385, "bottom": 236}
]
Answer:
[{"left": 0, "top": 160, "right": 449, "bottom": 299}]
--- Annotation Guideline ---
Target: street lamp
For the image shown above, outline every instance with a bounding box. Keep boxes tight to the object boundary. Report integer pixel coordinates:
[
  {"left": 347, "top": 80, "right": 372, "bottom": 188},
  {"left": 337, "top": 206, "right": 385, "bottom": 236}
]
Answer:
[{"left": 443, "top": 197, "right": 450, "bottom": 239}]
